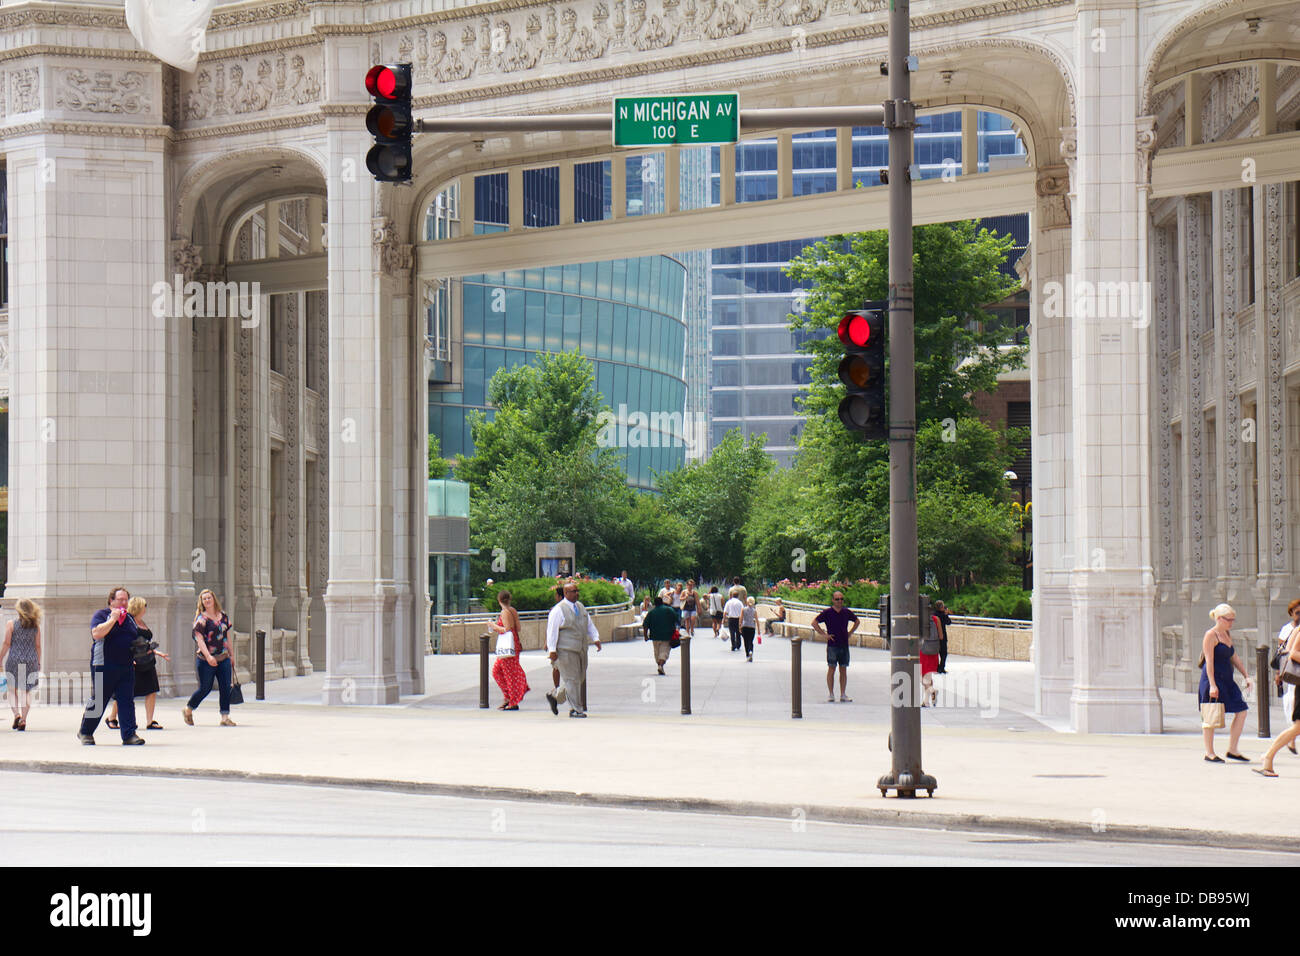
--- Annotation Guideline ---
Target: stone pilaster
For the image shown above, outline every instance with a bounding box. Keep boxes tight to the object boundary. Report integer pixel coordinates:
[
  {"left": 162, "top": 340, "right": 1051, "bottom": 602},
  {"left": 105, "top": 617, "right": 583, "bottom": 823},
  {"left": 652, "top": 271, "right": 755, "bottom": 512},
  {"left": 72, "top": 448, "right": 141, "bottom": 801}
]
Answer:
[
  {"left": 1030, "top": 159, "right": 1074, "bottom": 719},
  {"left": 1068, "top": 0, "right": 1161, "bottom": 732}
]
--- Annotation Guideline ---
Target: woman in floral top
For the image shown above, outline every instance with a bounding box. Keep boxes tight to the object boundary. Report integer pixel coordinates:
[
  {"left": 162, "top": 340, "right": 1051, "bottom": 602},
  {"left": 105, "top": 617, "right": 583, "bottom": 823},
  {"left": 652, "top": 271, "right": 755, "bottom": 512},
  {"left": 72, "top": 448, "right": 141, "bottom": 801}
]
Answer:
[{"left": 183, "top": 589, "right": 237, "bottom": 727}]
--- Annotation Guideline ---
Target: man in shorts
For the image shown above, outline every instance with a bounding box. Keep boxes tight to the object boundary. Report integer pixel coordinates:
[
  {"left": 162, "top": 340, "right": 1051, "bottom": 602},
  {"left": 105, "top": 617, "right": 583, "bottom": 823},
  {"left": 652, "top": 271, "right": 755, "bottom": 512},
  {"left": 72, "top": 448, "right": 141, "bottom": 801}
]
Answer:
[{"left": 812, "top": 591, "right": 859, "bottom": 702}]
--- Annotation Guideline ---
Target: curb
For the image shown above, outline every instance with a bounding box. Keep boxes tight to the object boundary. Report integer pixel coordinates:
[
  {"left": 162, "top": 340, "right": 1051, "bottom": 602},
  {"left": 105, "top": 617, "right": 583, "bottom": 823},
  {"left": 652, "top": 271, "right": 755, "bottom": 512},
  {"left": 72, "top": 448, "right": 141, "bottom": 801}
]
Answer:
[{"left": 1, "top": 758, "right": 1290, "bottom": 853}]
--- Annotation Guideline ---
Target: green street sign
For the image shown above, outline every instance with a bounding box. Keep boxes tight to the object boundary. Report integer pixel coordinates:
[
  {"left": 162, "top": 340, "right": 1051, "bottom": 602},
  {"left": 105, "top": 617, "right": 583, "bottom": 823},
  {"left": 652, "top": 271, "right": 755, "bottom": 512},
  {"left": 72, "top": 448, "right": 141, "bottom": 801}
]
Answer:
[{"left": 613, "top": 93, "right": 739, "bottom": 147}]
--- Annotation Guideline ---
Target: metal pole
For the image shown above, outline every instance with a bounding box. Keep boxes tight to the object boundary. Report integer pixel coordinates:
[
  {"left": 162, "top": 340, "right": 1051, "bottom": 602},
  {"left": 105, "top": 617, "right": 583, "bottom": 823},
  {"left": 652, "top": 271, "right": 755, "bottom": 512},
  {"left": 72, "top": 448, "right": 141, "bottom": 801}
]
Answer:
[
  {"left": 878, "top": 0, "right": 936, "bottom": 800},
  {"left": 1257, "top": 644, "right": 1271, "bottom": 739},
  {"left": 680, "top": 635, "right": 691, "bottom": 715},
  {"left": 479, "top": 634, "right": 489, "bottom": 709},
  {"left": 792, "top": 636, "right": 803, "bottom": 719},
  {"left": 255, "top": 629, "right": 265, "bottom": 701}
]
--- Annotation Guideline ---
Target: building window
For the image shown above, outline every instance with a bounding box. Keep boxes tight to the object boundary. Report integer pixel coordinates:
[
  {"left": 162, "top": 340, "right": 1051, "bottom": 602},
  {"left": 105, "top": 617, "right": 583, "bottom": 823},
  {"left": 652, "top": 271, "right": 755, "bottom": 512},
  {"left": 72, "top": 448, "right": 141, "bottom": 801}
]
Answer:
[
  {"left": 0, "top": 169, "right": 7, "bottom": 309},
  {"left": 1286, "top": 180, "right": 1299, "bottom": 283},
  {"left": 1242, "top": 189, "right": 1256, "bottom": 307}
]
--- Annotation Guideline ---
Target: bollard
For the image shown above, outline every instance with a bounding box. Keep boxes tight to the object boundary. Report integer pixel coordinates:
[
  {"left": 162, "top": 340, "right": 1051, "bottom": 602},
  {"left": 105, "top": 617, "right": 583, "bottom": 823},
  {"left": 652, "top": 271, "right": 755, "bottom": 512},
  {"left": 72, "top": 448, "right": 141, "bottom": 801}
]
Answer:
[
  {"left": 479, "top": 634, "right": 489, "bottom": 709},
  {"left": 792, "top": 636, "right": 802, "bottom": 719},
  {"left": 680, "top": 635, "right": 692, "bottom": 715},
  {"left": 1257, "top": 644, "right": 1272, "bottom": 739},
  {"left": 255, "top": 629, "right": 266, "bottom": 701}
]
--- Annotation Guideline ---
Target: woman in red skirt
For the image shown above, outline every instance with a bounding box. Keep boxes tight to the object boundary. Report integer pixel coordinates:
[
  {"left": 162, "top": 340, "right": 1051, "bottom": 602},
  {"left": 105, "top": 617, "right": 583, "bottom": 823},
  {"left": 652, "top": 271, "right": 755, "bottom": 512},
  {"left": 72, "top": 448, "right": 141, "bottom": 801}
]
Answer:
[
  {"left": 921, "top": 611, "right": 941, "bottom": 707},
  {"left": 490, "top": 590, "right": 529, "bottom": 710}
]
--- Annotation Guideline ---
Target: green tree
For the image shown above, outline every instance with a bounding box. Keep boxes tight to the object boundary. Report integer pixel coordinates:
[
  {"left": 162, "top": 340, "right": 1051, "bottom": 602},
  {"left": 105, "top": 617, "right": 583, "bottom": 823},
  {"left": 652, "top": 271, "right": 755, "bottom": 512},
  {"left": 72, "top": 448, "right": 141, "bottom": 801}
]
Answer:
[
  {"left": 427, "top": 433, "right": 443, "bottom": 479},
  {"left": 656, "top": 428, "right": 774, "bottom": 579},
  {"left": 781, "top": 221, "right": 1027, "bottom": 585},
  {"left": 741, "top": 458, "right": 832, "bottom": 582}
]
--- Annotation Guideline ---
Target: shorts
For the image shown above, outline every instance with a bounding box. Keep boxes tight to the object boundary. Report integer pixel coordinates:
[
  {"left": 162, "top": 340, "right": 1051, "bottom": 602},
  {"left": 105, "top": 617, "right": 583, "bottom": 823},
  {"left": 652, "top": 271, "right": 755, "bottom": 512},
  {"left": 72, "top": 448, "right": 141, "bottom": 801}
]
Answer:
[
  {"left": 827, "top": 643, "right": 850, "bottom": 668},
  {"left": 712, "top": 612, "right": 723, "bottom": 622}
]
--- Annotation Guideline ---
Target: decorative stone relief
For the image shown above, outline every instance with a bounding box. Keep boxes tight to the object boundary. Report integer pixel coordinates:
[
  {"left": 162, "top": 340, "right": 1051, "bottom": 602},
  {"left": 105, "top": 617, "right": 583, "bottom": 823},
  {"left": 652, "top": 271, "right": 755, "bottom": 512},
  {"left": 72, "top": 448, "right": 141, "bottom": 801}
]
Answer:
[
  {"left": 9, "top": 68, "right": 39, "bottom": 114},
  {"left": 1265, "top": 182, "right": 1287, "bottom": 570},
  {"left": 1201, "top": 66, "right": 1256, "bottom": 143},
  {"left": 236, "top": 323, "right": 253, "bottom": 587},
  {"left": 1036, "top": 164, "right": 1070, "bottom": 228},
  {"left": 1059, "top": 127, "right": 1077, "bottom": 191},
  {"left": 1155, "top": 224, "right": 1174, "bottom": 581},
  {"left": 284, "top": 294, "right": 299, "bottom": 595},
  {"left": 1221, "top": 195, "right": 1242, "bottom": 577},
  {"left": 182, "top": 50, "right": 320, "bottom": 121},
  {"left": 1183, "top": 199, "right": 1205, "bottom": 579},
  {"left": 1288, "top": 293, "right": 1300, "bottom": 368},
  {"left": 1239, "top": 318, "right": 1256, "bottom": 383},
  {"left": 372, "top": 217, "right": 412, "bottom": 275},
  {"left": 1135, "top": 115, "right": 1156, "bottom": 190},
  {"left": 55, "top": 69, "right": 150, "bottom": 115}
]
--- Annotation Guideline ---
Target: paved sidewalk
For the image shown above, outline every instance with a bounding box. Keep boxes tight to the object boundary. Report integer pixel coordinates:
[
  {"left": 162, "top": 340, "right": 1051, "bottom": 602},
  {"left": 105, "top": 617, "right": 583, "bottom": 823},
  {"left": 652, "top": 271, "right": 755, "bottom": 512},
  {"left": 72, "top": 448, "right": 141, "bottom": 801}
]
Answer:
[{"left": 4, "top": 631, "right": 1298, "bottom": 852}]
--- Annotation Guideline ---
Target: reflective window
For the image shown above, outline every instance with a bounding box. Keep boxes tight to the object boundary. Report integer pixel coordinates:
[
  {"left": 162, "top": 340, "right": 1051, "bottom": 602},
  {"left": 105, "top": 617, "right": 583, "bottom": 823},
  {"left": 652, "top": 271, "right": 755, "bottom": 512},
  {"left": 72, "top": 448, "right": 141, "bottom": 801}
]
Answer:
[
  {"left": 574, "top": 160, "right": 612, "bottom": 223},
  {"left": 525, "top": 291, "right": 544, "bottom": 351},
  {"left": 597, "top": 300, "right": 614, "bottom": 360}
]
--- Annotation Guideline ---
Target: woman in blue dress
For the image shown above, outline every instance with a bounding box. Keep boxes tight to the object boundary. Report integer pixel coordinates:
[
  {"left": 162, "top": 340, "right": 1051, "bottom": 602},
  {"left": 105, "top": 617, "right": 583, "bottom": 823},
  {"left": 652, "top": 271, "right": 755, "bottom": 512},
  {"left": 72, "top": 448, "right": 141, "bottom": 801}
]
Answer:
[{"left": 1199, "top": 603, "right": 1254, "bottom": 763}]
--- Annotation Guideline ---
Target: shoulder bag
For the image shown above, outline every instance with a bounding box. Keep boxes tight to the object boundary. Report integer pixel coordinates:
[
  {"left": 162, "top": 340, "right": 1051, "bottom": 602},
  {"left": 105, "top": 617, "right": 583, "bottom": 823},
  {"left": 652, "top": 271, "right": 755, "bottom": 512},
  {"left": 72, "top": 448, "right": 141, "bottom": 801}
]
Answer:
[
  {"left": 1200, "top": 702, "right": 1226, "bottom": 729},
  {"left": 495, "top": 629, "right": 517, "bottom": 657}
]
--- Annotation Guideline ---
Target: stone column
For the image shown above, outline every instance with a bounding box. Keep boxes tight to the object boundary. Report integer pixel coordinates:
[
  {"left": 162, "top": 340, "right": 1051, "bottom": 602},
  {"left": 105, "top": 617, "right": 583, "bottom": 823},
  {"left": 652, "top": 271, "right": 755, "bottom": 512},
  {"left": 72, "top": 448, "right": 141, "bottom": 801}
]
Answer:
[
  {"left": 1067, "top": 0, "right": 1161, "bottom": 732},
  {"left": 307, "top": 289, "right": 329, "bottom": 673},
  {"left": 1254, "top": 182, "right": 1290, "bottom": 644},
  {"left": 4, "top": 116, "right": 189, "bottom": 691},
  {"left": 1029, "top": 159, "right": 1074, "bottom": 719},
  {"left": 321, "top": 106, "right": 399, "bottom": 705}
]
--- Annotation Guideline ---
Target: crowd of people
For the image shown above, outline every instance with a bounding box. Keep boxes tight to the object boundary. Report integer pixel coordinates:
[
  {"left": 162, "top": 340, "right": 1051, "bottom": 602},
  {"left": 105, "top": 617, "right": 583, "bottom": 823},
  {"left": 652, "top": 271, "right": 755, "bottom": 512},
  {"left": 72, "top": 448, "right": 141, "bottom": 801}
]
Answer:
[{"left": 0, "top": 587, "right": 241, "bottom": 745}]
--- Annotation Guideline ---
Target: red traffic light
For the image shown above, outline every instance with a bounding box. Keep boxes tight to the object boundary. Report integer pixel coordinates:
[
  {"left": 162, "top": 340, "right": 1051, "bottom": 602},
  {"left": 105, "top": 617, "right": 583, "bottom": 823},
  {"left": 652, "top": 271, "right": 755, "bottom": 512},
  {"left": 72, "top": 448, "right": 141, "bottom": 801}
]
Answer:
[
  {"left": 837, "top": 310, "right": 882, "bottom": 349},
  {"left": 366, "top": 65, "right": 409, "bottom": 100}
]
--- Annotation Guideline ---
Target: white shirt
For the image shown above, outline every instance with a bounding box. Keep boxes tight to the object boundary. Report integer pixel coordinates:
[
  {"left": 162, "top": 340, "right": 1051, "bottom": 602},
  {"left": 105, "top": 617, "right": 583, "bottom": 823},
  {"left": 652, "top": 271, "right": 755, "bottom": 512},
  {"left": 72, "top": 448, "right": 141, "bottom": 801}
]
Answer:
[
  {"left": 724, "top": 597, "right": 744, "bottom": 619},
  {"left": 618, "top": 577, "right": 635, "bottom": 601},
  {"left": 708, "top": 592, "right": 724, "bottom": 614},
  {"left": 546, "top": 599, "right": 600, "bottom": 653}
]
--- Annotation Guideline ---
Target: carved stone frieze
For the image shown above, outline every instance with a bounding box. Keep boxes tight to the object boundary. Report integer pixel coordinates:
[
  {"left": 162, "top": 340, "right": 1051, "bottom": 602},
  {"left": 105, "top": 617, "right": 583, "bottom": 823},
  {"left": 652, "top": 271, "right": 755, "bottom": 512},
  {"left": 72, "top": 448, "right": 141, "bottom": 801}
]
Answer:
[
  {"left": 1135, "top": 115, "right": 1156, "bottom": 190},
  {"left": 1036, "top": 164, "right": 1070, "bottom": 228},
  {"left": 9, "top": 67, "right": 39, "bottom": 114},
  {"left": 1220, "top": 193, "right": 1242, "bottom": 577},
  {"left": 55, "top": 69, "right": 150, "bottom": 116},
  {"left": 172, "top": 241, "right": 202, "bottom": 283},
  {"left": 182, "top": 49, "right": 320, "bottom": 122},
  {"left": 1183, "top": 198, "right": 1205, "bottom": 579},
  {"left": 1201, "top": 66, "right": 1256, "bottom": 144},
  {"left": 1154, "top": 224, "right": 1174, "bottom": 581}
]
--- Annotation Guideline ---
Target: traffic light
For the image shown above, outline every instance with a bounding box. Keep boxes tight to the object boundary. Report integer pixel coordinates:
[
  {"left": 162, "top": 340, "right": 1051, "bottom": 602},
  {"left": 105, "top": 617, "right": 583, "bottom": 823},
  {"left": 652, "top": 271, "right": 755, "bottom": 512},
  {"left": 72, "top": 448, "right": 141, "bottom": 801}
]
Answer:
[
  {"left": 836, "top": 301, "right": 887, "bottom": 439},
  {"left": 878, "top": 593, "right": 890, "bottom": 648},
  {"left": 365, "top": 64, "right": 412, "bottom": 182}
]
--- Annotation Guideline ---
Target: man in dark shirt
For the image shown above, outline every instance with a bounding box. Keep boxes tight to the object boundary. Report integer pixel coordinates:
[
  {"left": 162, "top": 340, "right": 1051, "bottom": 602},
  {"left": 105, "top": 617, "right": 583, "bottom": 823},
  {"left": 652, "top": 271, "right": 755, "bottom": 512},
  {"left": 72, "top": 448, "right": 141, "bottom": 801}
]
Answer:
[
  {"left": 78, "top": 587, "right": 144, "bottom": 745},
  {"left": 812, "top": 591, "right": 859, "bottom": 703},
  {"left": 642, "top": 596, "right": 679, "bottom": 676},
  {"left": 934, "top": 600, "right": 953, "bottom": 674}
]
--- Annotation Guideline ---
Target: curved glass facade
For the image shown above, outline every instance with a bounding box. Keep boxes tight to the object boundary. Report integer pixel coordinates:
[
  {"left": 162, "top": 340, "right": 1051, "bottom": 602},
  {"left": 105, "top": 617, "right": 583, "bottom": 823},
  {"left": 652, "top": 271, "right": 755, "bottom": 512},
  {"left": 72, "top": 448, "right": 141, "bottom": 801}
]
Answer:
[{"left": 429, "top": 255, "right": 689, "bottom": 490}]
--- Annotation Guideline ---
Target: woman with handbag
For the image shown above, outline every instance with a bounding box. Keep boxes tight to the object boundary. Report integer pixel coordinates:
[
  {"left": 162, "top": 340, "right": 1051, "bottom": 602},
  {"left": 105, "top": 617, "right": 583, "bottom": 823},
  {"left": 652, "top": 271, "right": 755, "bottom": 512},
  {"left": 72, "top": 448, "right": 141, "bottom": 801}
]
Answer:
[
  {"left": 106, "top": 596, "right": 171, "bottom": 731},
  {"left": 1273, "top": 601, "right": 1300, "bottom": 755},
  {"left": 490, "top": 590, "right": 529, "bottom": 711},
  {"left": 1256, "top": 621, "right": 1300, "bottom": 776},
  {"left": 183, "top": 589, "right": 237, "bottom": 727},
  {"left": 1199, "top": 604, "right": 1253, "bottom": 763}
]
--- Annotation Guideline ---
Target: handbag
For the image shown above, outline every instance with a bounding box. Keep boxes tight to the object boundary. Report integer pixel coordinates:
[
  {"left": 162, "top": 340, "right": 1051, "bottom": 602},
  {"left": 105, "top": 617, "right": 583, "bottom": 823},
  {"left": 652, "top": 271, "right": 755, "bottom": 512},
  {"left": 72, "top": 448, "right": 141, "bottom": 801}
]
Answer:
[
  {"left": 1281, "top": 655, "right": 1300, "bottom": 687},
  {"left": 229, "top": 681, "right": 244, "bottom": 705},
  {"left": 494, "top": 629, "right": 517, "bottom": 657},
  {"left": 670, "top": 628, "right": 680, "bottom": 649},
  {"left": 1200, "top": 701, "right": 1225, "bottom": 729}
]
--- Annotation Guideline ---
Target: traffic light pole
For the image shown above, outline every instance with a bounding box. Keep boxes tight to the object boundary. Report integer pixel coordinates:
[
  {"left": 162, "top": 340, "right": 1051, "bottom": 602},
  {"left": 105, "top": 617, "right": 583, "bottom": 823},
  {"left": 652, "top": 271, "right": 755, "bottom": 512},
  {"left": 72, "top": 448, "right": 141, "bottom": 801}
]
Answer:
[{"left": 877, "top": 0, "right": 935, "bottom": 799}]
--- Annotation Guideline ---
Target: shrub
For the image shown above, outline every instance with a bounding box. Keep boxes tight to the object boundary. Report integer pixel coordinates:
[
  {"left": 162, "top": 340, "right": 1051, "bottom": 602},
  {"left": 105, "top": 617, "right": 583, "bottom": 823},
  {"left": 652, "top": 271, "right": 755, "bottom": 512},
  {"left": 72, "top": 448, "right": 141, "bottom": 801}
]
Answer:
[
  {"left": 942, "top": 584, "right": 1031, "bottom": 620},
  {"left": 481, "top": 577, "right": 628, "bottom": 612},
  {"left": 763, "top": 579, "right": 883, "bottom": 610}
]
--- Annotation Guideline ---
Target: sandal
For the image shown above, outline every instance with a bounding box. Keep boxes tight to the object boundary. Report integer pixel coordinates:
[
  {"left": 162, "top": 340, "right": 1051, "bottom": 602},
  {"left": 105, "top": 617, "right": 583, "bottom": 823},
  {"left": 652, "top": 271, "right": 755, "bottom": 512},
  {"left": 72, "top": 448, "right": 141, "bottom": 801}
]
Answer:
[
  {"left": 1254, "top": 768, "right": 1279, "bottom": 777},
  {"left": 106, "top": 719, "right": 119, "bottom": 729},
  {"left": 147, "top": 721, "right": 163, "bottom": 730}
]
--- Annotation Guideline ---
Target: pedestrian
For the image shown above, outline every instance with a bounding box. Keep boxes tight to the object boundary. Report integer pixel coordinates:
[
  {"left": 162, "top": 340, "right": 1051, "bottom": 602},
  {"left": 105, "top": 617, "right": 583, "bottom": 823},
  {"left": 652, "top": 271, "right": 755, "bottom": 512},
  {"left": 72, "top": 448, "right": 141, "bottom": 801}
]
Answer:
[
  {"left": 681, "top": 580, "right": 699, "bottom": 637},
  {"left": 1257, "top": 618, "right": 1300, "bottom": 777},
  {"left": 1199, "top": 603, "right": 1252, "bottom": 763},
  {"left": 544, "top": 579, "right": 602, "bottom": 718},
  {"left": 731, "top": 577, "right": 748, "bottom": 603},
  {"left": 920, "top": 607, "right": 941, "bottom": 707},
  {"left": 551, "top": 584, "right": 566, "bottom": 696},
  {"left": 812, "top": 591, "right": 859, "bottom": 703},
  {"left": 741, "top": 597, "right": 758, "bottom": 661},
  {"left": 2, "top": 598, "right": 42, "bottom": 731},
  {"left": 933, "top": 599, "right": 952, "bottom": 673},
  {"left": 642, "top": 596, "right": 678, "bottom": 676},
  {"left": 1274, "top": 601, "right": 1300, "bottom": 755},
  {"left": 763, "top": 597, "right": 786, "bottom": 636},
  {"left": 724, "top": 588, "right": 745, "bottom": 652},
  {"left": 78, "top": 587, "right": 145, "bottom": 745},
  {"left": 183, "top": 589, "right": 237, "bottom": 727},
  {"left": 616, "top": 570, "right": 635, "bottom": 604},
  {"left": 708, "top": 586, "right": 724, "bottom": 638},
  {"left": 106, "top": 596, "right": 170, "bottom": 731},
  {"left": 489, "top": 589, "right": 529, "bottom": 711},
  {"left": 658, "top": 579, "right": 674, "bottom": 604}
]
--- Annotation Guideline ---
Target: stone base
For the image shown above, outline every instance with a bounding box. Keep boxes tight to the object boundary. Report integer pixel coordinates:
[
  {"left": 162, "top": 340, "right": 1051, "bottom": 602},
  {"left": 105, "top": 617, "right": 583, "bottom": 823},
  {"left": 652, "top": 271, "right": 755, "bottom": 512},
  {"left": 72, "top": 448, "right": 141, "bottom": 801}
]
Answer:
[
  {"left": 321, "top": 673, "right": 400, "bottom": 706},
  {"left": 1071, "top": 687, "right": 1164, "bottom": 734}
]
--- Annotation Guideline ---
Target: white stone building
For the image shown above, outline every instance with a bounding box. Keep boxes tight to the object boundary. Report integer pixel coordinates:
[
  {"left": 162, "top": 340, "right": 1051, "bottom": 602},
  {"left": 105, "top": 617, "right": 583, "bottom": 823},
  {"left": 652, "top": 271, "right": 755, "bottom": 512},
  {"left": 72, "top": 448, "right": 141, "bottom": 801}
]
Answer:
[{"left": 0, "top": 0, "right": 1296, "bottom": 728}]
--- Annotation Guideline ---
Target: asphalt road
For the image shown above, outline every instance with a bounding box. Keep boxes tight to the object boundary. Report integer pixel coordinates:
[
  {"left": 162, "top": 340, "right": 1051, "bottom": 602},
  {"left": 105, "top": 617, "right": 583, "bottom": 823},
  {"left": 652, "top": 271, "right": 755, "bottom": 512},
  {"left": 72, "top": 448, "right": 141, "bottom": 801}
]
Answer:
[{"left": 4, "top": 771, "right": 1296, "bottom": 867}]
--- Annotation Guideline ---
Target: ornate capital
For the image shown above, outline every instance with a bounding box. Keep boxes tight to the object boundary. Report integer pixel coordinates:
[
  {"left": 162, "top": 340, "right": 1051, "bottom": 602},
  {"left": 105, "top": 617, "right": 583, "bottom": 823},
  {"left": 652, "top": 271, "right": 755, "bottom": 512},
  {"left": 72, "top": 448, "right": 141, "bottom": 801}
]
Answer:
[
  {"left": 1059, "top": 126, "right": 1077, "bottom": 181},
  {"left": 172, "top": 241, "right": 202, "bottom": 283},
  {"left": 1036, "top": 162, "right": 1071, "bottom": 229},
  {"left": 1135, "top": 114, "right": 1157, "bottom": 190},
  {"left": 372, "top": 217, "right": 412, "bottom": 276}
]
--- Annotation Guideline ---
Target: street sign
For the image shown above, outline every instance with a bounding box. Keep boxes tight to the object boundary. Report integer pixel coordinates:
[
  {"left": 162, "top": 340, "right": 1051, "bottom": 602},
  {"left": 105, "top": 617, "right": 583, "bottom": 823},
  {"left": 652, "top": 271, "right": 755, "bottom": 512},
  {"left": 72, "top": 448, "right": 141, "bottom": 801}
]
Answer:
[{"left": 613, "top": 93, "right": 739, "bottom": 147}]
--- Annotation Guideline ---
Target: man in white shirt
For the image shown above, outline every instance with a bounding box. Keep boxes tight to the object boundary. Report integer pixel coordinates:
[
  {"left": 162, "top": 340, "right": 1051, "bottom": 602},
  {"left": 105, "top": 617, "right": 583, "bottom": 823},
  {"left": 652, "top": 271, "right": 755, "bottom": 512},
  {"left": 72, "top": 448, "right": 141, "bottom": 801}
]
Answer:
[
  {"left": 545, "top": 579, "right": 602, "bottom": 718},
  {"left": 617, "top": 571, "right": 635, "bottom": 603},
  {"left": 658, "top": 579, "right": 674, "bottom": 604},
  {"left": 724, "top": 589, "right": 745, "bottom": 652}
]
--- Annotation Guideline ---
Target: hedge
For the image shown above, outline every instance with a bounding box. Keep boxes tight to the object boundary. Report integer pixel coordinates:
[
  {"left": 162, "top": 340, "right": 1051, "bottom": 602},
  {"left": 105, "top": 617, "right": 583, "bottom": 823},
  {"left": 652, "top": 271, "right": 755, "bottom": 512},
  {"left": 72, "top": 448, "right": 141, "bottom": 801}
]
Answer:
[{"left": 481, "top": 577, "right": 629, "bottom": 612}]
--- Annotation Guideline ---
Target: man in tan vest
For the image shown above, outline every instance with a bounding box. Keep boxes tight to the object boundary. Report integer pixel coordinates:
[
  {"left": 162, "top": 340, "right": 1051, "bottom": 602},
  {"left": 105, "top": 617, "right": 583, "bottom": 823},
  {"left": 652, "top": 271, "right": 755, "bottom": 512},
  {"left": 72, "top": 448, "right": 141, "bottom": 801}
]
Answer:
[{"left": 545, "top": 579, "right": 602, "bottom": 717}]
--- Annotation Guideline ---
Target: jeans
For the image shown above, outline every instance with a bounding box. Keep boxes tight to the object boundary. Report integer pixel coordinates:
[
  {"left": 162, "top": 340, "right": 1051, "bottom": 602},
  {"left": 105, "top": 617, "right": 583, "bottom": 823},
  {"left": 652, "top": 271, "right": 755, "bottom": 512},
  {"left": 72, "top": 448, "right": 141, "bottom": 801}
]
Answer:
[
  {"left": 79, "top": 664, "right": 137, "bottom": 740},
  {"left": 188, "top": 657, "right": 232, "bottom": 714}
]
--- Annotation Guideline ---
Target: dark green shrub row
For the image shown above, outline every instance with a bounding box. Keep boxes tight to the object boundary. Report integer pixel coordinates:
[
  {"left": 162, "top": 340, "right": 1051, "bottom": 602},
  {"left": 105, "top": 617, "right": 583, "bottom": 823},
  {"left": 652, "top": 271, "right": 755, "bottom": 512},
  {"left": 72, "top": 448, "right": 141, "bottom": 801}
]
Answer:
[{"left": 481, "top": 577, "right": 628, "bottom": 612}]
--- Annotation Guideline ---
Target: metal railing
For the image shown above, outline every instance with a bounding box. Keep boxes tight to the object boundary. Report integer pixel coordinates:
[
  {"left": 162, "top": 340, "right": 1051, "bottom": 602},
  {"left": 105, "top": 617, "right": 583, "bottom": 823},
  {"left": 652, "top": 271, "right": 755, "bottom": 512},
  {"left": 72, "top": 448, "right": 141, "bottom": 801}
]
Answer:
[{"left": 754, "top": 597, "right": 1032, "bottom": 630}]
